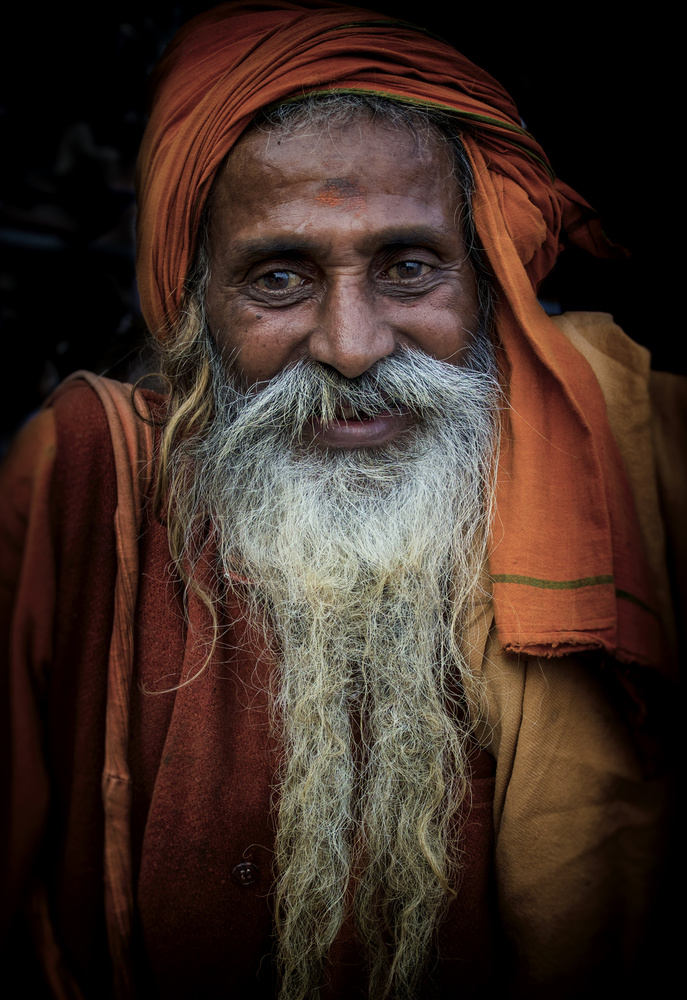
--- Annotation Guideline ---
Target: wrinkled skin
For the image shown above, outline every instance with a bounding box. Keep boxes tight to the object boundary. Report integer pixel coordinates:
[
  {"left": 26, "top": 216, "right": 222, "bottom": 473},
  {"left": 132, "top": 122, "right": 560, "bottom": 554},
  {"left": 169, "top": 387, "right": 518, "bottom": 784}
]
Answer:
[{"left": 206, "top": 120, "right": 481, "bottom": 448}]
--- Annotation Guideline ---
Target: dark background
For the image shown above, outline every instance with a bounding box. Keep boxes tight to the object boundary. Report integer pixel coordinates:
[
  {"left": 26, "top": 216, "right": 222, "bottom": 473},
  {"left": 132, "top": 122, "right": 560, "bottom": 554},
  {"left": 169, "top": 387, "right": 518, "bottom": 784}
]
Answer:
[{"left": 0, "top": 3, "right": 675, "bottom": 450}]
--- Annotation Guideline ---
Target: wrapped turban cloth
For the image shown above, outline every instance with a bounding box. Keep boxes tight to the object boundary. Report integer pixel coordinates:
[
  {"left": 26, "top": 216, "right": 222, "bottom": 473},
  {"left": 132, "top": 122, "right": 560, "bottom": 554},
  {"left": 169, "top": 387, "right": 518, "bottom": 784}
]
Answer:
[{"left": 136, "top": 0, "right": 661, "bottom": 668}]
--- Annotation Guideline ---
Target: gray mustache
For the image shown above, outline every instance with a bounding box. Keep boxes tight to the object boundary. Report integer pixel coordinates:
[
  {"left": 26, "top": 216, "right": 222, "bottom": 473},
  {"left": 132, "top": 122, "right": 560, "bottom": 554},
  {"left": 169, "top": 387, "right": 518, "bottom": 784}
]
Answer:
[{"left": 219, "top": 345, "right": 499, "bottom": 445}]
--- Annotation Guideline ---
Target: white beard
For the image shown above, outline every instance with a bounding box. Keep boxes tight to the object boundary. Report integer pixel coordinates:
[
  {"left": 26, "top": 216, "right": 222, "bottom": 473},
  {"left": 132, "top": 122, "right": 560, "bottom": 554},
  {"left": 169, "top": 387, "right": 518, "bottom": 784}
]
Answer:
[{"left": 183, "top": 340, "right": 499, "bottom": 999}]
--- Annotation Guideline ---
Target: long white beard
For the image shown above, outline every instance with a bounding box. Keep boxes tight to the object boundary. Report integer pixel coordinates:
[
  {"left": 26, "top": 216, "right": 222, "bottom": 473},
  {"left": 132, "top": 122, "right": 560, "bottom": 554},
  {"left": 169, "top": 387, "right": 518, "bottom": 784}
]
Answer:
[{"left": 184, "top": 340, "right": 499, "bottom": 999}]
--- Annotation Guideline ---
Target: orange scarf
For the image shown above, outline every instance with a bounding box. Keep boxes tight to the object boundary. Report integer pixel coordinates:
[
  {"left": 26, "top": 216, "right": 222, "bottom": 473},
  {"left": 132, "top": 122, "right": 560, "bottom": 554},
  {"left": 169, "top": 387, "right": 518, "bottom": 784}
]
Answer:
[{"left": 136, "top": 1, "right": 660, "bottom": 666}]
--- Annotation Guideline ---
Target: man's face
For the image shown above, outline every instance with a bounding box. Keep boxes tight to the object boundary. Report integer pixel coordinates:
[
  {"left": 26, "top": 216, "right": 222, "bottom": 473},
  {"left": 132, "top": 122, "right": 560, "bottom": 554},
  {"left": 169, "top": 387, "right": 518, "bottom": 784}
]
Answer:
[{"left": 206, "top": 117, "right": 481, "bottom": 449}]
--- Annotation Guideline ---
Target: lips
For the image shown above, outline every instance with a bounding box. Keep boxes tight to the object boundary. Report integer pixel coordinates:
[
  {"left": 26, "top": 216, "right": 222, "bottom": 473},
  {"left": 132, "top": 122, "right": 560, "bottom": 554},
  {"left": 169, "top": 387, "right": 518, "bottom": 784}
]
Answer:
[{"left": 305, "top": 405, "right": 414, "bottom": 448}]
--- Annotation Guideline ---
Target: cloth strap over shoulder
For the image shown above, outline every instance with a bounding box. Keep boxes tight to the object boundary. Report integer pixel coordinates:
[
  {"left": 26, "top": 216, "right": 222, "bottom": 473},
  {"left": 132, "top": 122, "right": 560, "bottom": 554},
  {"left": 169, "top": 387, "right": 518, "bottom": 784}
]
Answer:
[{"left": 48, "top": 372, "right": 155, "bottom": 999}]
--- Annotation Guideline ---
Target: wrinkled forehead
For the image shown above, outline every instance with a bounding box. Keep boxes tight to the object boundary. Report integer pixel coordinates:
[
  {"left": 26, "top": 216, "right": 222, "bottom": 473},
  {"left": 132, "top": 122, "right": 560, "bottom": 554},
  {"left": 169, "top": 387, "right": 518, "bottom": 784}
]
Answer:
[{"left": 208, "top": 112, "right": 465, "bottom": 226}]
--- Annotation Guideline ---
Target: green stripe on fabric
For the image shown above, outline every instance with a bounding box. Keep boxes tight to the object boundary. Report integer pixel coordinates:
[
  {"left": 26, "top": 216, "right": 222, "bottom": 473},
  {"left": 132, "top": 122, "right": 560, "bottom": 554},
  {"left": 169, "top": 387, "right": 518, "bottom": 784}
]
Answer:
[
  {"left": 491, "top": 573, "right": 614, "bottom": 590},
  {"left": 492, "top": 574, "right": 658, "bottom": 619},
  {"left": 290, "top": 86, "right": 531, "bottom": 139}
]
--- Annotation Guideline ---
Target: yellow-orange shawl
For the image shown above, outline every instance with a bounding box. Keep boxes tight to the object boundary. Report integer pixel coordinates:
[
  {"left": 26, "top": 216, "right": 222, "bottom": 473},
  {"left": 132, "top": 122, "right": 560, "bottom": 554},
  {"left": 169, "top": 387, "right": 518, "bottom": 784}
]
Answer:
[{"left": 135, "top": 1, "right": 661, "bottom": 667}]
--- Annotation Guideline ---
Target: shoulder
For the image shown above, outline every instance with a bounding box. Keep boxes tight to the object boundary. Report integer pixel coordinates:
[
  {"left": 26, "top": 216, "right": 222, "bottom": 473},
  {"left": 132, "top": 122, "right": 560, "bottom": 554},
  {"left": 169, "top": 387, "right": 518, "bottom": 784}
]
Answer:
[
  {"left": 551, "top": 310, "right": 650, "bottom": 383},
  {"left": 47, "top": 373, "right": 164, "bottom": 489},
  {"left": 1, "top": 375, "right": 163, "bottom": 544},
  {"left": 0, "top": 380, "right": 119, "bottom": 561},
  {"left": 51, "top": 377, "right": 115, "bottom": 456},
  {"left": 48, "top": 373, "right": 162, "bottom": 457},
  {"left": 551, "top": 310, "right": 687, "bottom": 411}
]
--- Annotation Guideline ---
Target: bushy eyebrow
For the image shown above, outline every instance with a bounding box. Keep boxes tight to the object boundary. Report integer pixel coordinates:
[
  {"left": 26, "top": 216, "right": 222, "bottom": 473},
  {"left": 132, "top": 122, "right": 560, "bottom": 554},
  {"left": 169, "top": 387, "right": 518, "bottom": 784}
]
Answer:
[
  {"left": 356, "top": 225, "right": 458, "bottom": 251},
  {"left": 228, "top": 237, "right": 316, "bottom": 264},
  {"left": 226, "top": 224, "right": 460, "bottom": 268}
]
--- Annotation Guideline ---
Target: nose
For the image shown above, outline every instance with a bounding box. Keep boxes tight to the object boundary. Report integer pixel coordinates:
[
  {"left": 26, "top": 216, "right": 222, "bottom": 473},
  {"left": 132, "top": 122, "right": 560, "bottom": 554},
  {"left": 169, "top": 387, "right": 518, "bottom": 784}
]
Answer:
[{"left": 307, "top": 277, "right": 396, "bottom": 379}]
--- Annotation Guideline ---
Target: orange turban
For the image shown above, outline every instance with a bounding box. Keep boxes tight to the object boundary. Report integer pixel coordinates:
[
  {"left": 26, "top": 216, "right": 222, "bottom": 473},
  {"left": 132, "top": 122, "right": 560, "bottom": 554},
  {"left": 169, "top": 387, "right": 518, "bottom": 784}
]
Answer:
[{"left": 136, "top": 1, "right": 660, "bottom": 667}]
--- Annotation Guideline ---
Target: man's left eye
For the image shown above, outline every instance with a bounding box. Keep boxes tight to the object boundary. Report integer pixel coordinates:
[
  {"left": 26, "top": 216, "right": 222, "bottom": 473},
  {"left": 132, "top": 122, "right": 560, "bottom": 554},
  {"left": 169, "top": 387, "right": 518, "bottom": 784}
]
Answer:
[{"left": 386, "top": 260, "right": 430, "bottom": 281}]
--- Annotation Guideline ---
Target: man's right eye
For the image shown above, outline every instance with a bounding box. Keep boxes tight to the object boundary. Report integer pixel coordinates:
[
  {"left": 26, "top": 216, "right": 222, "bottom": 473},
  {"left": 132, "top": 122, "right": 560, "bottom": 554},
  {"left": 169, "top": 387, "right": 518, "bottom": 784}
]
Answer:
[{"left": 255, "top": 270, "right": 303, "bottom": 291}]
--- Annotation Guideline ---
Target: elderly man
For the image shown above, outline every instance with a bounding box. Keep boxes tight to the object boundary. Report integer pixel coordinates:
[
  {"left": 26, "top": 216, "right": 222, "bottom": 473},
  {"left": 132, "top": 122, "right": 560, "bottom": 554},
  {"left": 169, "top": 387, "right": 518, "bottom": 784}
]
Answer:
[{"left": 0, "top": 3, "right": 680, "bottom": 998}]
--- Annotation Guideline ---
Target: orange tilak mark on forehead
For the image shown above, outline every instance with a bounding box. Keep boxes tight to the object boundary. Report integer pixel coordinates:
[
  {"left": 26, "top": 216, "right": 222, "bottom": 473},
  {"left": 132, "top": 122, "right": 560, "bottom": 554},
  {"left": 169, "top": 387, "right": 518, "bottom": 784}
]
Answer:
[{"left": 315, "top": 178, "right": 366, "bottom": 209}]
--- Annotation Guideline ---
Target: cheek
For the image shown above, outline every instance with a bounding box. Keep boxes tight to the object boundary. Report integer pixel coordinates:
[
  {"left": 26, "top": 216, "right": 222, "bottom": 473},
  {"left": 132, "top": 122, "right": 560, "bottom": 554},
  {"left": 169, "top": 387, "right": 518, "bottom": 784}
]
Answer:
[
  {"left": 414, "top": 323, "right": 470, "bottom": 363},
  {"left": 207, "top": 300, "right": 305, "bottom": 384},
  {"left": 405, "top": 293, "right": 480, "bottom": 364}
]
